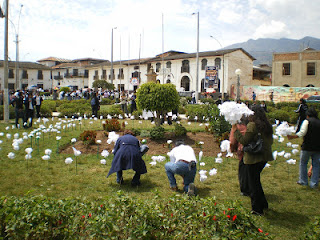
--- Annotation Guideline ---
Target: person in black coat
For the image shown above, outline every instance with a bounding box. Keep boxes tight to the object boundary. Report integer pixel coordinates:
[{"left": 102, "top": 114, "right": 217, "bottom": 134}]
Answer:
[
  {"left": 90, "top": 91, "right": 100, "bottom": 117},
  {"left": 11, "top": 91, "right": 24, "bottom": 128},
  {"left": 295, "top": 98, "right": 308, "bottom": 133},
  {"left": 107, "top": 130, "right": 147, "bottom": 186},
  {"left": 23, "top": 91, "right": 36, "bottom": 128}
]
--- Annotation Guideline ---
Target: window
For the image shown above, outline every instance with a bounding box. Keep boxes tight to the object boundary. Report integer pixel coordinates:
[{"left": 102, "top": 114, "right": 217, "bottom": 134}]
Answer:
[
  {"left": 201, "top": 59, "right": 207, "bottom": 70},
  {"left": 156, "top": 63, "right": 161, "bottom": 72},
  {"left": 94, "top": 70, "right": 99, "bottom": 80},
  {"left": 73, "top": 69, "right": 78, "bottom": 76},
  {"left": 101, "top": 70, "right": 106, "bottom": 79},
  {"left": 109, "top": 69, "right": 115, "bottom": 80},
  {"left": 22, "top": 70, "right": 28, "bottom": 79},
  {"left": 118, "top": 68, "right": 124, "bottom": 79},
  {"left": 134, "top": 66, "right": 139, "bottom": 70},
  {"left": 37, "top": 70, "right": 43, "bottom": 80},
  {"left": 215, "top": 58, "right": 221, "bottom": 69},
  {"left": 84, "top": 70, "right": 89, "bottom": 78},
  {"left": 8, "top": 69, "right": 14, "bottom": 78},
  {"left": 166, "top": 61, "right": 172, "bottom": 69},
  {"left": 307, "top": 62, "right": 316, "bottom": 75},
  {"left": 181, "top": 60, "right": 190, "bottom": 73},
  {"left": 282, "top": 63, "right": 291, "bottom": 75}
]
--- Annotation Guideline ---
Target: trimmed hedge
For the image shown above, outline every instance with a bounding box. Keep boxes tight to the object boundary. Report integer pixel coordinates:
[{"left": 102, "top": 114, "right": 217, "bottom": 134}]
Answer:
[{"left": 0, "top": 193, "right": 272, "bottom": 239}]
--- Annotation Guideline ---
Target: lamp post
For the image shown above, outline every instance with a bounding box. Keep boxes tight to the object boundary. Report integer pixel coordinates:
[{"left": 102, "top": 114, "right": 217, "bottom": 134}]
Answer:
[
  {"left": 3, "top": 0, "right": 9, "bottom": 123},
  {"left": 192, "top": 12, "right": 199, "bottom": 103},
  {"left": 235, "top": 69, "right": 242, "bottom": 101},
  {"left": 110, "top": 27, "right": 117, "bottom": 85}
]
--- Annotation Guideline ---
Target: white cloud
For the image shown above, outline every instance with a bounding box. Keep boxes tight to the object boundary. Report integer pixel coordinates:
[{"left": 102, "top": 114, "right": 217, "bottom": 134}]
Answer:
[
  {"left": 217, "top": 8, "right": 242, "bottom": 24},
  {"left": 253, "top": 20, "right": 290, "bottom": 39}
]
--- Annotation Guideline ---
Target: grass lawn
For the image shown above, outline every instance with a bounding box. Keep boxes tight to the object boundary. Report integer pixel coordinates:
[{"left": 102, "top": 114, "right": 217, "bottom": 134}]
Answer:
[{"left": 0, "top": 117, "right": 319, "bottom": 239}]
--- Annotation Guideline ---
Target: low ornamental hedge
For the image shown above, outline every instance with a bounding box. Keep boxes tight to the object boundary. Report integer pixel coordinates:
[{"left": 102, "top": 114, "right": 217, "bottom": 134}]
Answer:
[{"left": 0, "top": 193, "right": 272, "bottom": 239}]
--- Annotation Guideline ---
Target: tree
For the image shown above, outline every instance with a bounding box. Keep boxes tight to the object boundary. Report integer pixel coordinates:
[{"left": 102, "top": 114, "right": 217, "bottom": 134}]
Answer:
[
  {"left": 92, "top": 80, "right": 114, "bottom": 90},
  {"left": 136, "top": 82, "right": 180, "bottom": 126}
]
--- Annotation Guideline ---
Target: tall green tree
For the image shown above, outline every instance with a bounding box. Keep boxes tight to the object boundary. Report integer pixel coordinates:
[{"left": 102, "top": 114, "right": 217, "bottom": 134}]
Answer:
[
  {"left": 92, "top": 80, "right": 114, "bottom": 90},
  {"left": 136, "top": 82, "right": 180, "bottom": 126}
]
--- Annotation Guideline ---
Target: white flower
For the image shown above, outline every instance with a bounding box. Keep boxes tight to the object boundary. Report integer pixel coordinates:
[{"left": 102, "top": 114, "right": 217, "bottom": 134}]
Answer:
[
  {"left": 198, "top": 141, "right": 204, "bottom": 145},
  {"left": 200, "top": 162, "right": 205, "bottom": 166},
  {"left": 107, "top": 114, "right": 112, "bottom": 119},
  {"left": 56, "top": 136, "right": 61, "bottom": 141},
  {"left": 5, "top": 126, "right": 10, "bottom": 131},
  {"left": 284, "top": 153, "right": 291, "bottom": 159},
  {"left": 226, "top": 152, "right": 234, "bottom": 158},
  {"left": 130, "top": 115, "right": 135, "bottom": 120},
  {"left": 275, "top": 122, "right": 295, "bottom": 136},
  {"left": 45, "top": 149, "right": 52, "bottom": 155},
  {"left": 101, "top": 150, "right": 109, "bottom": 157},
  {"left": 65, "top": 157, "right": 73, "bottom": 164},
  {"left": 100, "top": 159, "right": 107, "bottom": 165},
  {"left": 124, "top": 121, "right": 128, "bottom": 125},
  {"left": 107, "top": 139, "right": 113, "bottom": 144},
  {"left": 199, "top": 123, "right": 203, "bottom": 126},
  {"left": 292, "top": 149, "right": 299, "bottom": 155},
  {"left": 139, "top": 121, "right": 142, "bottom": 124},
  {"left": 188, "top": 122, "right": 191, "bottom": 125},
  {"left": 291, "top": 144, "right": 299, "bottom": 149},
  {"left": 0, "top": 140, "right": 2, "bottom": 144},
  {"left": 217, "top": 153, "right": 222, "bottom": 158},
  {"left": 6, "top": 134, "right": 11, "bottom": 139},
  {"left": 220, "top": 140, "right": 230, "bottom": 152},
  {"left": 25, "top": 154, "right": 32, "bottom": 160},
  {"left": 42, "top": 155, "right": 50, "bottom": 161},
  {"left": 286, "top": 142, "right": 292, "bottom": 147},
  {"left": 209, "top": 168, "right": 218, "bottom": 176},
  {"left": 277, "top": 151, "right": 285, "bottom": 157},
  {"left": 286, "top": 159, "right": 296, "bottom": 165},
  {"left": 71, "top": 138, "right": 77, "bottom": 143},
  {"left": 14, "top": 133, "right": 19, "bottom": 139},
  {"left": 278, "top": 137, "right": 284, "bottom": 143},
  {"left": 13, "top": 145, "right": 20, "bottom": 151},
  {"left": 23, "top": 136, "right": 28, "bottom": 140},
  {"left": 100, "top": 116, "right": 103, "bottom": 120},
  {"left": 199, "top": 170, "right": 207, "bottom": 175},
  {"left": 96, "top": 140, "right": 102, "bottom": 144},
  {"left": 272, "top": 151, "right": 278, "bottom": 160},
  {"left": 167, "top": 140, "right": 173, "bottom": 144},
  {"left": 200, "top": 175, "right": 208, "bottom": 182},
  {"left": 218, "top": 102, "right": 254, "bottom": 124},
  {"left": 0, "top": 132, "right": 4, "bottom": 136},
  {"left": 7, "top": 152, "right": 15, "bottom": 159},
  {"left": 72, "top": 147, "right": 81, "bottom": 156},
  {"left": 215, "top": 157, "right": 223, "bottom": 163},
  {"left": 265, "top": 163, "right": 271, "bottom": 168},
  {"left": 150, "top": 161, "right": 157, "bottom": 166},
  {"left": 25, "top": 148, "right": 33, "bottom": 154},
  {"left": 273, "top": 134, "right": 278, "bottom": 139}
]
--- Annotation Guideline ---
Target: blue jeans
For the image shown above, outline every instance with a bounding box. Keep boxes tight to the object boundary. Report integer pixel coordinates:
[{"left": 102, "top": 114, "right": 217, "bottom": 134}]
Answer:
[
  {"left": 165, "top": 161, "right": 196, "bottom": 192},
  {"left": 299, "top": 150, "right": 320, "bottom": 188}
]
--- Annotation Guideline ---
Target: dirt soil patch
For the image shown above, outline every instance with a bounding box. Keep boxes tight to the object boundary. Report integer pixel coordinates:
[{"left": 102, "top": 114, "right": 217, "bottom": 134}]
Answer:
[{"left": 62, "top": 131, "right": 221, "bottom": 157}]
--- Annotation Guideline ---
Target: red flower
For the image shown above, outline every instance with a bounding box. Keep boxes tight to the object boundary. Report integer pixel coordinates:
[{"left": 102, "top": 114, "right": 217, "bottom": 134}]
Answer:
[
  {"left": 213, "top": 216, "right": 217, "bottom": 221},
  {"left": 88, "top": 213, "right": 92, "bottom": 218},
  {"left": 227, "top": 215, "right": 231, "bottom": 218},
  {"left": 265, "top": 233, "right": 269, "bottom": 236},
  {"left": 82, "top": 215, "right": 85, "bottom": 219},
  {"left": 223, "top": 210, "right": 225, "bottom": 215},
  {"left": 58, "top": 220, "right": 62, "bottom": 225},
  {"left": 258, "top": 228, "right": 263, "bottom": 233},
  {"left": 203, "top": 212, "right": 206, "bottom": 216},
  {"left": 214, "top": 202, "right": 217, "bottom": 206},
  {"left": 232, "top": 215, "right": 237, "bottom": 221},
  {"left": 228, "top": 208, "right": 231, "bottom": 211},
  {"left": 171, "top": 213, "right": 173, "bottom": 217}
]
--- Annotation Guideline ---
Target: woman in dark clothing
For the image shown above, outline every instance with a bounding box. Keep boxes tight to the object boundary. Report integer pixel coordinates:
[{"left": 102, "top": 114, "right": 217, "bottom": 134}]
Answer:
[
  {"left": 233, "top": 105, "right": 273, "bottom": 215},
  {"left": 107, "top": 130, "right": 147, "bottom": 186},
  {"left": 295, "top": 98, "right": 308, "bottom": 133}
]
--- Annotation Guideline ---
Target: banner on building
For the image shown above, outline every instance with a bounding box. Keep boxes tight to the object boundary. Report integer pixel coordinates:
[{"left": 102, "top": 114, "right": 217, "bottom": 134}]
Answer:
[
  {"left": 205, "top": 66, "right": 218, "bottom": 90},
  {"left": 130, "top": 78, "right": 139, "bottom": 86}
]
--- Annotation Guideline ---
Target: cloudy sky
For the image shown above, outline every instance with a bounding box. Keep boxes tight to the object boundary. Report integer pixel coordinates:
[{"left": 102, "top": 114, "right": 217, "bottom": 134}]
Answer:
[{"left": 1, "top": 0, "right": 319, "bottom": 62}]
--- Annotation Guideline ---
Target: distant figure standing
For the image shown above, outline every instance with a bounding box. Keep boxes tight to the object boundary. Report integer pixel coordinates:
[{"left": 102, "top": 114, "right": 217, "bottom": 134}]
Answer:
[
  {"left": 90, "top": 92, "right": 100, "bottom": 117},
  {"left": 269, "top": 91, "right": 274, "bottom": 102},
  {"left": 34, "top": 92, "right": 43, "bottom": 118},
  {"left": 130, "top": 91, "right": 137, "bottom": 114},
  {"left": 252, "top": 91, "right": 256, "bottom": 101},
  {"left": 52, "top": 90, "right": 58, "bottom": 100},
  {"left": 295, "top": 98, "right": 308, "bottom": 133},
  {"left": 23, "top": 92, "right": 35, "bottom": 128},
  {"left": 191, "top": 91, "right": 196, "bottom": 104},
  {"left": 11, "top": 91, "right": 24, "bottom": 128}
]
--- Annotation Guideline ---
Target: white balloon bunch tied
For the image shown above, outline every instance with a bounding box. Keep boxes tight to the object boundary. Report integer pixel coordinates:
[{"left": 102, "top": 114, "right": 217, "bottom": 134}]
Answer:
[{"left": 218, "top": 102, "right": 254, "bottom": 125}]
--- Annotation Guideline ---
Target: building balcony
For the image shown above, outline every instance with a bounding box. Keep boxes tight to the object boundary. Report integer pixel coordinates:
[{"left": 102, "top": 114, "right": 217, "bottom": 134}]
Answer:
[
  {"left": 54, "top": 75, "right": 63, "bottom": 80},
  {"left": 64, "top": 73, "right": 79, "bottom": 78},
  {"left": 181, "top": 67, "right": 190, "bottom": 73}
]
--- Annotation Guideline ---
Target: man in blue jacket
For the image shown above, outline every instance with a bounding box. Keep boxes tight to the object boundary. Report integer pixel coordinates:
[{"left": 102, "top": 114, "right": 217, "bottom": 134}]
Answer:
[{"left": 107, "top": 130, "right": 147, "bottom": 186}]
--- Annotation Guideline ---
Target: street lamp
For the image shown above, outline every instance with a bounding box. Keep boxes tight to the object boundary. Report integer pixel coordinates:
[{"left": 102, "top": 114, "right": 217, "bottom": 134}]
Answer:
[
  {"left": 192, "top": 12, "right": 199, "bottom": 103},
  {"left": 235, "top": 68, "right": 242, "bottom": 101},
  {"left": 110, "top": 27, "right": 117, "bottom": 85},
  {"left": 3, "top": 0, "right": 9, "bottom": 123}
]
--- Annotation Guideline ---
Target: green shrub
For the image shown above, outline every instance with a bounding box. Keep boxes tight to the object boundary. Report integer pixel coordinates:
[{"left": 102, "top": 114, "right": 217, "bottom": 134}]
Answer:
[
  {"left": 140, "top": 130, "right": 151, "bottom": 138},
  {"left": 174, "top": 123, "right": 187, "bottom": 137},
  {"left": 99, "top": 105, "right": 123, "bottom": 118},
  {"left": 179, "top": 97, "right": 189, "bottom": 107},
  {"left": 207, "top": 104, "right": 231, "bottom": 137},
  {"left": 79, "top": 130, "right": 97, "bottom": 146},
  {"left": 267, "top": 109, "right": 290, "bottom": 123},
  {"left": 131, "top": 109, "right": 143, "bottom": 119},
  {"left": 131, "top": 128, "right": 141, "bottom": 136},
  {"left": 100, "top": 98, "right": 114, "bottom": 105},
  {"left": 150, "top": 126, "right": 165, "bottom": 140},
  {"left": 185, "top": 104, "right": 209, "bottom": 122}
]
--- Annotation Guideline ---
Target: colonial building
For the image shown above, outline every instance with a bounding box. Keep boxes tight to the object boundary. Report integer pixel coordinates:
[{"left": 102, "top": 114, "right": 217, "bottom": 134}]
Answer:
[
  {"left": 88, "top": 48, "right": 255, "bottom": 97},
  {"left": 0, "top": 61, "right": 52, "bottom": 90},
  {"left": 272, "top": 48, "right": 320, "bottom": 87}
]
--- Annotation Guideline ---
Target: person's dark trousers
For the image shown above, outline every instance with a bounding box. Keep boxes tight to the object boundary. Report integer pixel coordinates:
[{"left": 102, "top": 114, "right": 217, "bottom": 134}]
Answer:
[
  {"left": 247, "top": 161, "right": 268, "bottom": 214},
  {"left": 92, "top": 106, "right": 98, "bottom": 117},
  {"left": 239, "top": 158, "right": 250, "bottom": 196},
  {"left": 25, "top": 109, "right": 34, "bottom": 127},
  {"left": 117, "top": 170, "right": 141, "bottom": 185},
  {"left": 15, "top": 109, "right": 24, "bottom": 128},
  {"left": 36, "top": 105, "right": 41, "bottom": 118}
]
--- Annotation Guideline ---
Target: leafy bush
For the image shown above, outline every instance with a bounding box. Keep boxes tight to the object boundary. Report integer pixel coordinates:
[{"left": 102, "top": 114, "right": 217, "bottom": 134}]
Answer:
[
  {"left": 174, "top": 123, "right": 187, "bottom": 137},
  {"left": 303, "top": 216, "right": 320, "bottom": 239},
  {"left": 140, "top": 130, "right": 151, "bottom": 138},
  {"left": 57, "top": 100, "right": 91, "bottom": 117},
  {"left": 100, "top": 105, "right": 123, "bottom": 118},
  {"left": 185, "top": 104, "right": 209, "bottom": 122},
  {"left": 39, "top": 92, "right": 51, "bottom": 96},
  {"left": 179, "top": 97, "right": 189, "bottom": 107},
  {"left": 267, "top": 110, "right": 290, "bottom": 123},
  {"left": 79, "top": 130, "right": 97, "bottom": 146},
  {"left": 100, "top": 98, "right": 114, "bottom": 105},
  {"left": 0, "top": 194, "right": 272, "bottom": 239},
  {"left": 207, "top": 104, "right": 231, "bottom": 138},
  {"left": 131, "top": 109, "right": 143, "bottom": 119},
  {"left": 102, "top": 119, "right": 121, "bottom": 132},
  {"left": 131, "top": 128, "right": 141, "bottom": 136},
  {"left": 150, "top": 126, "right": 165, "bottom": 140}
]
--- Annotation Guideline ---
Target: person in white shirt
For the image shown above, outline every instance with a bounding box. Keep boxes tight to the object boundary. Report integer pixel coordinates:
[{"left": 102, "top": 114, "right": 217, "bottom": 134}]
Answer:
[{"left": 165, "top": 140, "right": 197, "bottom": 195}]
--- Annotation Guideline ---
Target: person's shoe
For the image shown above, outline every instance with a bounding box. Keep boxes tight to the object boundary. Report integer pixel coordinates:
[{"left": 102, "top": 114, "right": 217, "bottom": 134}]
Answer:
[
  {"left": 188, "top": 183, "right": 196, "bottom": 196},
  {"left": 297, "top": 181, "right": 307, "bottom": 186},
  {"left": 170, "top": 186, "right": 179, "bottom": 191},
  {"left": 117, "top": 177, "right": 124, "bottom": 185},
  {"left": 251, "top": 210, "right": 263, "bottom": 216}
]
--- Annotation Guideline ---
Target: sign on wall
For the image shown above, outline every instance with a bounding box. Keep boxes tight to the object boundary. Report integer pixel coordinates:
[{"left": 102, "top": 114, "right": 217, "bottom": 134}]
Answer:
[{"left": 205, "top": 66, "right": 218, "bottom": 89}]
